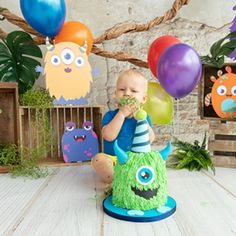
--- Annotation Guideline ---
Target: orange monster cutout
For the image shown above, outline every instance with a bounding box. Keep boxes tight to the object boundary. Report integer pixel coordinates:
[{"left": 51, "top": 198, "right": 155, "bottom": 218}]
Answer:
[
  {"left": 35, "top": 39, "right": 93, "bottom": 105},
  {"left": 205, "top": 66, "right": 236, "bottom": 118}
]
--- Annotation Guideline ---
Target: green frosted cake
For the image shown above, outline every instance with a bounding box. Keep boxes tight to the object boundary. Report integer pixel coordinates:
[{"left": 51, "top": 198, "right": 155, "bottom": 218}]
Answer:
[{"left": 112, "top": 110, "right": 171, "bottom": 211}]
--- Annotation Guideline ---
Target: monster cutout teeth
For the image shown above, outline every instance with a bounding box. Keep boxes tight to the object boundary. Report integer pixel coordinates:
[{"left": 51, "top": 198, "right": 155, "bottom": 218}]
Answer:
[
  {"left": 131, "top": 186, "right": 159, "bottom": 200},
  {"left": 74, "top": 135, "right": 86, "bottom": 142}
]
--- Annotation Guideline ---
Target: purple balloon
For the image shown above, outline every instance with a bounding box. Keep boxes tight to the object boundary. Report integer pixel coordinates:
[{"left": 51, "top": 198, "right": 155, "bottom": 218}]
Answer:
[{"left": 157, "top": 43, "right": 202, "bottom": 99}]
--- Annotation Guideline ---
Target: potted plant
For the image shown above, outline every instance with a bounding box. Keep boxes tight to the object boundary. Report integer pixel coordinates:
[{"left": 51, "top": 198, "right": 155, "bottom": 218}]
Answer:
[
  {"left": 201, "top": 31, "right": 236, "bottom": 68},
  {"left": 167, "top": 133, "right": 215, "bottom": 174},
  {"left": 0, "top": 32, "right": 52, "bottom": 177},
  {"left": 0, "top": 88, "right": 53, "bottom": 178}
]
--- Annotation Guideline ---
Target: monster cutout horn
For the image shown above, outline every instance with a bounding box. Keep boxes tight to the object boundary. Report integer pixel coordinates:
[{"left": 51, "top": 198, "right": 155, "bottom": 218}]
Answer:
[
  {"left": 79, "top": 40, "right": 88, "bottom": 53},
  {"left": 45, "top": 37, "right": 55, "bottom": 51},
  {"left": 114, "top": 140, "right": 128, "bottom": 165},
  {"left": 159, "top": 141, "right": 172, "bottom": 161}
]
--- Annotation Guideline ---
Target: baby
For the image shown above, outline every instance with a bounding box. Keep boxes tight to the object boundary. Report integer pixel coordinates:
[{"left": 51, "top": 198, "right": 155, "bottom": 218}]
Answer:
[{"left": 91, "top": 69, "right": 155, "bottom": 183}]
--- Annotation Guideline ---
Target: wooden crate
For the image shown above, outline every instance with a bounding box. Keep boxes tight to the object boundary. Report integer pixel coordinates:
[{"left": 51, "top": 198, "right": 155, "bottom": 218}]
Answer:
[
  {"left": 208, "top": 120, "right": 236, "bottom": 168},
  {"left": 19, "top": 105, "right": 103, "bottom": 166},
  {"left": 198, "top": 64, "right": 236, "bottom": 167},
  {"left": 0, "top": 82, "right": 20, "bottom": 173},
  {"left": 0, "top": 82, "right": 19, "bottom": 145}
]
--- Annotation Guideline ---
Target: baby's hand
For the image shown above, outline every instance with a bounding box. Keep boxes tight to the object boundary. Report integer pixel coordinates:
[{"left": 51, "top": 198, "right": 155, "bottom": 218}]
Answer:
[
  {"left": 119, "top": 104, "right": 138, "bottom": 118},
  {"left": 118, "top": 95, "right": 140, "bottom": 118}
]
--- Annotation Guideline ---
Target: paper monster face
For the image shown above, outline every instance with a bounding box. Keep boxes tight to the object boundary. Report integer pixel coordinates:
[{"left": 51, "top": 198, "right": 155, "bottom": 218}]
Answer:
[{"left": 112, "top": 151, "right": 168, "bottom": 211}]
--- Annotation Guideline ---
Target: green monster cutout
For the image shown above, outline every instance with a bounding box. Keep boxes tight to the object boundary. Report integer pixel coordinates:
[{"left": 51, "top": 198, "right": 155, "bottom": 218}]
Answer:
[{"left": 112, "top": 109, "right": 172, "bottom": 211}]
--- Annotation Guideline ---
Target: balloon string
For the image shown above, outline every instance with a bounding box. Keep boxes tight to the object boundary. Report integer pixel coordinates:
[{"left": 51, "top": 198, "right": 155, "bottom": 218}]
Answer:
[{"left": 176, "top": 99, "right": 180, "bottom": 135}]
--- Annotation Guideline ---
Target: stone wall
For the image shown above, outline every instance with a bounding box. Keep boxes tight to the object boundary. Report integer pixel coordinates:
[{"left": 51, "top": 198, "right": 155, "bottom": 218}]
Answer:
[{"left": 1, "top": 0, "right": 235, "bottom": 146}]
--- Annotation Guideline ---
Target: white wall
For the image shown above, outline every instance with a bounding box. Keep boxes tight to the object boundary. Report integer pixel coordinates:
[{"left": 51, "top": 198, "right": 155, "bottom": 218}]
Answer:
[{"left": 1, "top": 0, "right": 235, "bottom": 143}]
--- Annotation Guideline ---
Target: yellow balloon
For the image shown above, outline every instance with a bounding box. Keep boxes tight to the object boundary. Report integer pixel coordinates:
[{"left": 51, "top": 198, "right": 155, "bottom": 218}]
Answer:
[{"left": 143, "top": 82, "right": 173, "bottom": 125}]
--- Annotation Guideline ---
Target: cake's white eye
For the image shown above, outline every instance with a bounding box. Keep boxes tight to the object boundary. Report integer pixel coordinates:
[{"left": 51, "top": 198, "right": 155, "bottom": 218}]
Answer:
[
  {"left": 217, "top": 85, "right": 227, "bottom": 96},
  {"left": 136, "top": 166, "right": 155, "bottom": 185},
  {"left": 61, "top": 48, "right": 74, "bottom": 65},
  {"left": 51, "top": 55, "right": 61, "bottom": 66}
]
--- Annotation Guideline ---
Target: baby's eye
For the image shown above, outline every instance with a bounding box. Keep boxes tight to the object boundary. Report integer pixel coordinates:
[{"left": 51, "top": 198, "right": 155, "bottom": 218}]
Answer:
[
  {"left": 119, "top": 88, "right": 125, "bottom": 91},
  {"left": 131, "top": 89, "right": 138, "bottom": 93}
]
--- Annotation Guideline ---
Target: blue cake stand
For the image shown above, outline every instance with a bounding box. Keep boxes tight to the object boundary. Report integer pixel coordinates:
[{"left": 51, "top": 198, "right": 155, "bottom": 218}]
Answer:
[{"left": 103, "top": 195, "right": 176, "bottom": 222}]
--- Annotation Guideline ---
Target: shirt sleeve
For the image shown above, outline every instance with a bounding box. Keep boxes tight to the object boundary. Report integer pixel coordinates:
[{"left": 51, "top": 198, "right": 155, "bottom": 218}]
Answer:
[
  {"left": 146, "top": 114, "right": 152, "bottom": 127},
  {"left": 102, "top": 111, "right": 113, "bottom": 128}
]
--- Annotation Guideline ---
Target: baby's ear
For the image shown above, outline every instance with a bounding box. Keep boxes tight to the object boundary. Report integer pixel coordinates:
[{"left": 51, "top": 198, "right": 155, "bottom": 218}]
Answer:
[{"left": 143, "top": 94, "right": 147, "bottom": 104}]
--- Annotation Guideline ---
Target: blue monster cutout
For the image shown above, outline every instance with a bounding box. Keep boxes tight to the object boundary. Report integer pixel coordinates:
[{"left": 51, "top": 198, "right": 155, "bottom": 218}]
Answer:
[{"left": 61, "top": 121, "right": 99, "bottom": 162}]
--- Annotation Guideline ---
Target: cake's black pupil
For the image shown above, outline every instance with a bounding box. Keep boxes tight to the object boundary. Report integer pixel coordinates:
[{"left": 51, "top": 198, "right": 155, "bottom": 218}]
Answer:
[{"left": 141, "top": 171, "right": 149, "bottom": 180}]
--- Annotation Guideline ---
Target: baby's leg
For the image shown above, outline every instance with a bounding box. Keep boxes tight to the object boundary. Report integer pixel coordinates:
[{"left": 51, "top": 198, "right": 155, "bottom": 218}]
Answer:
[{"left": 91, "top": 153, "right": 116, "bottom": 184}]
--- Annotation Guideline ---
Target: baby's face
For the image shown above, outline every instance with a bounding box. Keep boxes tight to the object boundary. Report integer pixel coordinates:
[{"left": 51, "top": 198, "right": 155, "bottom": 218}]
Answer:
[{"left": 115, "top": 75, "right": 147, "bottom": 104}]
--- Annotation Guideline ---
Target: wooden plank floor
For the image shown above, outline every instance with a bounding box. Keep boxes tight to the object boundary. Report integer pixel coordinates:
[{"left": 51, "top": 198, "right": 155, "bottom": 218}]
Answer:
[{"left": 0, "top": 166, "right": 235, "bottom": 236}]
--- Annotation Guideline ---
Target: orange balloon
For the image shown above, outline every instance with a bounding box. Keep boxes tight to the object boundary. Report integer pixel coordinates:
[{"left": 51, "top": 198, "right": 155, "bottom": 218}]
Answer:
[{"left": 54, "top": 21, "right": 93, "bottom": 55}]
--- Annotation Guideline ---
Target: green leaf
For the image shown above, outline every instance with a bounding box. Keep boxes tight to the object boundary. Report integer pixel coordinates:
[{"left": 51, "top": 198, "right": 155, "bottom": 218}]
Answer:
[
  {"left": 222, "top": 40, "right": 236, "bottom": 49},
  {"left": 0, "top": 42, "right": 11, "bottom": 55},
  {"left": 216, "top": 47, "right": 234, "bottom": 58},
  {"left": 176, "top": 156, "right": 193, "bottom": 169},
  {"left": 18, "top": 80, "right": 28, "bottom": 94},
  {"left": 210, "top": 38, "right": 226, "bottom": 58},
  {"left": 18, "top": 64, "right": 35, "bottom": 87},
  {"left": 202, "top": 31, "right": 236, "bottom": 67},
  {"left": 215, "top": 57, "right": 225, "bottom": 68},
  {"left": 21, "top": 56, "right": 41, "bottom": 80},
  {"left": 201, "top": 132, "right": 207, "bottom": 149},
  {"left": 0, "top": 31, "right": 42, "bottom": 94},
  {"left": 6, "top": 31, "right": 32, "bottom": 51},
  {"left": 18, "top": 43, "right": 42, "bottom": 58},
  {"left": 0, "top": 63, "right": 13, "bottom": 81},
  {"left": 2, "top": 71, "right": 18, "bottom": 82}
]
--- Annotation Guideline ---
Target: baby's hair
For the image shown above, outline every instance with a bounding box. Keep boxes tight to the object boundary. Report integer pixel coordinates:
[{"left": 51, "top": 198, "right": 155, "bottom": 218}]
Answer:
[{"left": 118, "top": 69, "right": 147, "bottom": 82}]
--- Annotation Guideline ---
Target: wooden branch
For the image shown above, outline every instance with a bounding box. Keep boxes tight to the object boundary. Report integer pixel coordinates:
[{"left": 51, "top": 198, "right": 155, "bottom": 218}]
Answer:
[
  {"left": 0, "top": 26, "right": 147, "bottom": 68},
  {"left": 94, "top": 0, "right": 190, "bottom": 44},
  {"left": 0, "top": 8, "right": 41, "bottom": 37},
  {"left": 0, "top": 0, "right": 190, "bottom": 68},
  {"left": 0, "top": 27, "right": 7, "bottom": 39},
  {"left": 92, "top": 45, "right": 148, "bottom": 68}
]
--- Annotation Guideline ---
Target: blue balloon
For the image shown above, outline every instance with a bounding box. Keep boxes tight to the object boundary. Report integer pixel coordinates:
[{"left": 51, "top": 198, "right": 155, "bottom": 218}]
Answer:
[{"left": 20, "top": 0, "right": 66, "bottom": 37}]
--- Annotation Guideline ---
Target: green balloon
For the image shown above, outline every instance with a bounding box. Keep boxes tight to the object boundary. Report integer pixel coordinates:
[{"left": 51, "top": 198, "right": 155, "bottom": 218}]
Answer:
[{"left": 143, "top": 82, "right": 173, "bottom": 125}]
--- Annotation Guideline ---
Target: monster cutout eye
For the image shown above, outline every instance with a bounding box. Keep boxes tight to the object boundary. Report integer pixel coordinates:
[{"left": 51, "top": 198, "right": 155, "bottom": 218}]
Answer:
[
  {"left": 61, "top": 48, "right": 74, "bottom": 65},
  {"left": 136, "top": 166, "right": 155, "bottom": 185},
  {"left": 231, "top": 86, "right": 236, "bottom": 95},
  {"left": 66, "top": 126, "right": 75, "bottom": 132},
  {"left": 51, "top": 55, "right": 61, "bottom": 66},
  {"left": 75, "top": 57, "right": 84, "bottom": 67},
  {"left": 84, "top": 125, "right": 92, "bottom": 131},
  {"left": 217, "top": 85, "right": 227, "bottom": 96}
]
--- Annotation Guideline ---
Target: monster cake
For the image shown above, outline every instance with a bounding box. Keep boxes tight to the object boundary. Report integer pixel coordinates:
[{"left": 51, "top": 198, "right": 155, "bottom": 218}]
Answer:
[{"left": 112, "top": 109, "right": 172, "bottom": 211}]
